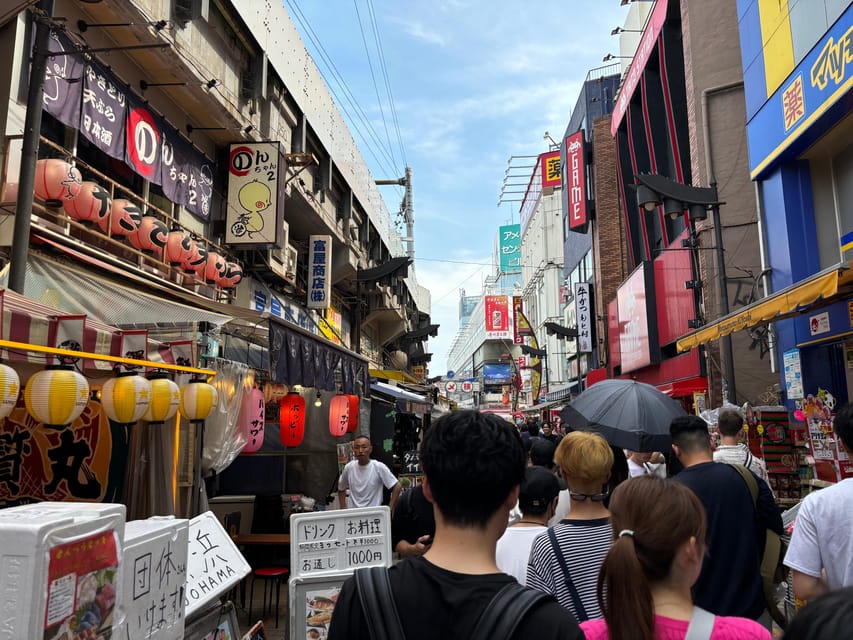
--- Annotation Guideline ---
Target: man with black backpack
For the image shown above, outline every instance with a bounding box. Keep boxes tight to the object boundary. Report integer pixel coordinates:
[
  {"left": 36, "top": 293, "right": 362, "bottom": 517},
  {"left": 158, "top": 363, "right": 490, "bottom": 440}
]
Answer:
[{"left": 327, "top": 410, "right": 583, "bottom": 640}]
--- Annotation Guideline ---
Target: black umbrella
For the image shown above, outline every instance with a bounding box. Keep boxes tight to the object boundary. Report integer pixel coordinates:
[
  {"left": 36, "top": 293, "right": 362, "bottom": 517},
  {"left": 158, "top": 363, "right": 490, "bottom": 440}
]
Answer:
[{"left": 559, "top": 379, "right": 687, "bottom": 452}]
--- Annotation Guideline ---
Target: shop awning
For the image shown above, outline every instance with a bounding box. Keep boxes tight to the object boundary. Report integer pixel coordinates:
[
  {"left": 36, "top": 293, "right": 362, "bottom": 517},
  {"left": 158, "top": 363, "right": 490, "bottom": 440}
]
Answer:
[
  {"left": 656, "top": 376, "right": 708, "bottom": 397},
  {"left": 370, "top": 381, "right": 429, "bottom": 403},
  {"left": 370, "top": 368, "right": 421, "bottom": 384},
  {"left": 677, "top": 262, "right": 853, "bottom": 352}
]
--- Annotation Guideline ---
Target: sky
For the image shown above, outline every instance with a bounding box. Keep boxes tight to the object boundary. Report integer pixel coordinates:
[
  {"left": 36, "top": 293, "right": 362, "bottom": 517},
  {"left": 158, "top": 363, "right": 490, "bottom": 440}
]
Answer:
[{"left": 286, "top": 1, "right": 632, "bottom": 376}]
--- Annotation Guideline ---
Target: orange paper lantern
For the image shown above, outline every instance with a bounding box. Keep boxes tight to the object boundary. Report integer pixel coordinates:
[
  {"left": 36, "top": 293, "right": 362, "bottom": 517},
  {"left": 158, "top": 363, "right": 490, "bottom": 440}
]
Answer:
[
  {"left": 279, "top": 393, "right": 306, "bottom": 447},
  {"left": 165, "top": 228, "right": 194, "bottom": 267},
  {"left": 128, "top": 215, "right": 168, "bottom": 255},
  {"left": 217, "top": 261, "right": 243, "bottom": 289},
  {"left": 97, "top": 198, "right": 142, "bottom": 237},
  {"left": 200, "top": 251, "right": 227, "bottom": 284},
  {"left": 63, "top": 181, "right": 111, "bottom": 225},
  {"left": 34, "top": 158, "right": 82, "bottom": 203},
  {"left": 329, "top": 394, "right": 359, "bottom": 436}
]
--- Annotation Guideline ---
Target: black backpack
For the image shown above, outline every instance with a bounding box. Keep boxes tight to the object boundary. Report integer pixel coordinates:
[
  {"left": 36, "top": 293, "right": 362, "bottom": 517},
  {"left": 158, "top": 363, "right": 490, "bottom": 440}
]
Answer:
[{"left": 354, "top": 566, "right": 552, "bottom": 640}]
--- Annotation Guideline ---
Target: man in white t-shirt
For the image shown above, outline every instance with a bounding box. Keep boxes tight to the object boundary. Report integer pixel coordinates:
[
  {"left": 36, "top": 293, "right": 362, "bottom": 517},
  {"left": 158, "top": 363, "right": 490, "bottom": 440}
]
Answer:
[
  {"left": 338, "top": 435, "right": 402, "bottom": 510},
  {"left": 496, "top": 466, "right": 560, "bottom": 585},
  {"left": 713, "top": 408, "right": 774, "bottom": 497},
  {"left": 626, "top": 450, "right": 667, "bottom": 478},
  {"left": 785, "top": 403, "right": 853, "bottom": 603}
]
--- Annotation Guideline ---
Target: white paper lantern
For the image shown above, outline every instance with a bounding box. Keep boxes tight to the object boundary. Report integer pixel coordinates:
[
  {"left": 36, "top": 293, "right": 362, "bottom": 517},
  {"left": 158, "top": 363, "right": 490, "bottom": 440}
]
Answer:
[
  {"left": 101, "top": 373, "right": 151, "bottom": 424},
  {"left": 24, "top": 367, "right": 89, "bottom": 428},
  {"left": 0, "top": 363, "right": 20, "bottom": 419}
]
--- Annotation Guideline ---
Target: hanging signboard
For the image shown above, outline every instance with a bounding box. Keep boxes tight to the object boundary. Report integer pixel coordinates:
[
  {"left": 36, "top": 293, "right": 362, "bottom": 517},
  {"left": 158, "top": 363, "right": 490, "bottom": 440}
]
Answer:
[
  {"left": 485, "top": 295, "right": 512, "bottom": 340},
  {"left": 783, "top": 349, "right": 804, "bottom": 399},
  {"left": 225, "top": 142, "right": 283, "bottom": 246},
  {"left": 564, "top": 130, "right": 588, "bottom": 232},
  {"left": 498, "top": 224, "right": 521, "bottom": 273},
  {"left": 80, "top": 62, "right": 127, "bottom": 160},
  {"left": 307, "top": 235, "right": 332, "bottom": 309},
  {"left": 575, "top": 282, "right": 592, "bottom": 352}
]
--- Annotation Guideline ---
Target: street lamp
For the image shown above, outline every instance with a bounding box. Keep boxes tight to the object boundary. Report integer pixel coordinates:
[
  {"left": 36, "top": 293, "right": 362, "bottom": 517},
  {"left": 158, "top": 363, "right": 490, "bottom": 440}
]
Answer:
[{"left": 635, "top": 173, "right": 736, "bottom": 403}]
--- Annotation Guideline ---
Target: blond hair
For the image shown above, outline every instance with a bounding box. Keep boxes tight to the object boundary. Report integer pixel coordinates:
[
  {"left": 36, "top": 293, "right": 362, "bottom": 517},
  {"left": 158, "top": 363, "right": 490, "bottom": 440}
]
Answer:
[{"left": 555, "top": 431, "right": 613, "bottom": 485}]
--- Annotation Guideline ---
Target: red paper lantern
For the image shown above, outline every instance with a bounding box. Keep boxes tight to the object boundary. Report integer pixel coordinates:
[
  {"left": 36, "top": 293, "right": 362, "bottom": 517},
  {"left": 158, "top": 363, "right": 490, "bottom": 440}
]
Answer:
[
  {"left": 329, "top": 394, "right": 359, "bottom": 437},
  {"left": 217, "top": 261, "right": 243, "bottom": 289},
  {"left": 241, "top": 387, "right": 266, "bottom": 454},
  {"left": 201, "top": 251, "right": 227, "bottom": 284},
  {"left": 165, "top": 228, "right": 194, "bottom": 266},
  {"left": 180, "top": 237, "right": 203, "bottom": 273},
  {"left": 128, "top": 215, "right": 168, "bottom": 255},
  {"left": 279, "top": 393, "right": 306, "bottom": 447},
  {"left": 97, "top": 198, "right": 142, "bottom": 237},
  {"left": 63, "top": 181, "right": 111, "bottom": 224},
  {"left": 34, "top": 158, "right": 82, "bottom": 203}
]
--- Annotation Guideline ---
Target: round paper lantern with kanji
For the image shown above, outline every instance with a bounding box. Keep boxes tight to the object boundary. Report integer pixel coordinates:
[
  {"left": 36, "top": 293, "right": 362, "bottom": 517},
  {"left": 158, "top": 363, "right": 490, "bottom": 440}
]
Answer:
[
  {"left": 0, "top": 363, "right": 20, "bottom": 419},
  {"left": 182, "top": 241, "right": 206, "bottom": 274},
  {"left": 241, "top": 387, "right": 266, "bottom": 453},
  {"left": 165, "top": 228, "right": 194, "bottom": 267},
  {"left": 97, "top": 198, "right": 142, "bottom": 237},
  {"left": 329, "top": 394, "right": 359, "bottom": 437},
  {"left": 34, "top": 158, "right": 82, "bottom": 204},
  {"left": 180, "top": 378, "right": 218, "bottom": 422},
  {"left": 217, "top": 261, "right": 243, "bottom": 290},
  {"left": 24, "top": 366, "right": 89, "bottom": 428},
  {"left": 201, "top": 252, "right": 227, "bottom": 284},
  {"left": 143, "top": 375, "right": 180, "bottom": 423},
  {"left": 63, "top": 181, "right": 111, "bottom": 225},
  {"left": 128, "top": 215, "right": 168, "bottom": 256},
  {"left": 101, "top": 373, "right": 151, "bottom": 424},
  {"left": 279, "top": 393, "right": 306, "bottom": 447}
]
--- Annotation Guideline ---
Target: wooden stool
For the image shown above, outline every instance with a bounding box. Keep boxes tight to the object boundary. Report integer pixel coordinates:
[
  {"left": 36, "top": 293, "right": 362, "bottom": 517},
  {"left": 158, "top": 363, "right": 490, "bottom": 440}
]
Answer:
[{"left": 249, "top": 566, "right": 289, "bottom": 628}]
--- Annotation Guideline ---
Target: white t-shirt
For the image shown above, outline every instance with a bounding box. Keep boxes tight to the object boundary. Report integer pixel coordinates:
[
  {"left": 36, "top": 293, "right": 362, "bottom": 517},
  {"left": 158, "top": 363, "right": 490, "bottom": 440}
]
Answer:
[
  {"left": 784, "top": 477, "right": 853, "bottom": 590},
  {"left": 338, "top": 459, "right": 398, "bottom": 507},
  {"left": 496, "top": 525, "right": 547, "bottom": 585},
  {"left": 627, "top": 458, "right": 666, "bottom": 478},
  {"left": 548, "top": 489, "right": 571, "bottom": 527}
]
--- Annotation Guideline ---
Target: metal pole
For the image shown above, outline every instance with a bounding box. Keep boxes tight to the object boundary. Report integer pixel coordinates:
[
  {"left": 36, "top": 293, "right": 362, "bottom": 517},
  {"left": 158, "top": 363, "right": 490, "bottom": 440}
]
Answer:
[
  {"left": 9, "top": 0, "right": 54, "bottom": 294},
  {"left": 711, "top": 181, "right": 737, "bottom": 402}
]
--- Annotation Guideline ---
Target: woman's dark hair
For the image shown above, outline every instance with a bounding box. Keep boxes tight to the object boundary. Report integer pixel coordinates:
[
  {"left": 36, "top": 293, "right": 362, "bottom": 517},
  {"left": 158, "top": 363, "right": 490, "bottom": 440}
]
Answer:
[
  {"left": 784, "top": 586, "right": 853, "bottom": 640},
  {"left": 596, "top": 475, "right": 706, "bottom": 640}
]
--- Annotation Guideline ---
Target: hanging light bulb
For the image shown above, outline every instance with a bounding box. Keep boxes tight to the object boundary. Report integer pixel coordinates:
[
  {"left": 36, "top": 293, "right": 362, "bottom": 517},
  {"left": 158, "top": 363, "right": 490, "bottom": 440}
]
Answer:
[{"left": 314, "top": 390, "right": 322, "bottom": 407}]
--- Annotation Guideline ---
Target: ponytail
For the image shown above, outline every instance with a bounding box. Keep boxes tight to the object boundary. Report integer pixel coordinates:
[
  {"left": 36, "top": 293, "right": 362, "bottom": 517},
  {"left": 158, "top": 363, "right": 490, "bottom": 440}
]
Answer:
[{"left": 597, "top": 535, "right": 654, "bottom": 640}]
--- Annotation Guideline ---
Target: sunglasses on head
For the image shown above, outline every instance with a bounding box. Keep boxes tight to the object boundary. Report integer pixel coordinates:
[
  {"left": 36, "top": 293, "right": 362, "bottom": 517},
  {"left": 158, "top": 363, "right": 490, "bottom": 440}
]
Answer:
[{"left": 568, "top": 490, "right": 609, "bottom": 502}]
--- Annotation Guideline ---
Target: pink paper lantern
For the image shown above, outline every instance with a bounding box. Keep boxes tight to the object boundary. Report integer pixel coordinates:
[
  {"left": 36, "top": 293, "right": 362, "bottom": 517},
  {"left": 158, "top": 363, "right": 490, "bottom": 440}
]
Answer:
[
  {"left": 329, "top": 394, "right": 359, "bottom": 437},
  {"left": 63, "top": 181, "right": 111, "bottom": 225},
  {"left": 128, "top": 215, "right": 168, "bottom": 255},
  {"left": 97, "top": 198, "right": 142, "bottom": 237},
  {"left": 165, "top": 228, "right": 194, "bottom": 267},
  {"left": 241, "top": 387, "right": 266, "bottom": 453},
  {"left": 217, "top": 261, "right": 244, "bottom": 289},
  {"left": 34, "top": 158, "right": 82, "bottom": 203},
  {"left": 200, "top": 251, "right": 227, "bottom": 284}
]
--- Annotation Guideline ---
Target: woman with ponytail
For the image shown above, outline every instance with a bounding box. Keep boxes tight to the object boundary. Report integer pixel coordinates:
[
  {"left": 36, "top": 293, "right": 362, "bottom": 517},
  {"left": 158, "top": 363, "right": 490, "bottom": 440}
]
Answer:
[{"left": 580, "top": 475, "right": 770, "bottom": 640}]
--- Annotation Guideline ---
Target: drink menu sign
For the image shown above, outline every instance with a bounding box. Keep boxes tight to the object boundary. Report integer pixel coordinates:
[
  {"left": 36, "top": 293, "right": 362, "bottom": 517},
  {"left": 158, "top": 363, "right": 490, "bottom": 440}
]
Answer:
[{"left": 290, "top": 506, "right": 391, "bottom": 579}]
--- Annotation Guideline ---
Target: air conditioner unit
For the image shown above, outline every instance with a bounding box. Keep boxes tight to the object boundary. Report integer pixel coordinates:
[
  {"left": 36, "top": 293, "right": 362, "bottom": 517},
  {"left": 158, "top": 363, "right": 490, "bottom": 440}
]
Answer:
[{"left": 284, "top": 244, "right": 298, "bottom": 284}]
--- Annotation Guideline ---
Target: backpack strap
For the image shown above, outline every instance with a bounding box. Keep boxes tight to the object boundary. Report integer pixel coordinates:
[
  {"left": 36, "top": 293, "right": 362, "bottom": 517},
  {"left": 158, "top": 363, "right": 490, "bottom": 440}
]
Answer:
[
  {"left": 354, "top": 566, "right": 406, "bottom": 640},
  {"left": 684, "top": 606, "right": 716, "bottom": 640},
  {"left": 470, "top": 582, "right": 552, "bottom": 640},
  {"left": 731, "top": 463, "right": 758, "bottom": 506},
  {"left": 547, "top": 528, "right": 589, "bottom": 621}
]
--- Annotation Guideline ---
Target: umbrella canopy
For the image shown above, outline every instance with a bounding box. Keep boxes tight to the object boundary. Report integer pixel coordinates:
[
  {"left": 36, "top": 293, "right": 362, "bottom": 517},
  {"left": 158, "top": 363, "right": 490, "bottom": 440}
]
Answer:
[{"left": 559, "top": 379, "right": 687, "bottom": 452}]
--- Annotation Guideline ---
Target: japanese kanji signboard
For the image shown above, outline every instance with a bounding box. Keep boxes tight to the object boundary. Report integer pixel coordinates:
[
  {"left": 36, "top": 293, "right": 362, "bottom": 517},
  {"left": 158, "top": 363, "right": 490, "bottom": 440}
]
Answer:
[
  {"left": 290, "top": 506, "right": 391, "bottom": 579},
  {"left": 575, "top": 282, "right": 592, "bottom": 352}
]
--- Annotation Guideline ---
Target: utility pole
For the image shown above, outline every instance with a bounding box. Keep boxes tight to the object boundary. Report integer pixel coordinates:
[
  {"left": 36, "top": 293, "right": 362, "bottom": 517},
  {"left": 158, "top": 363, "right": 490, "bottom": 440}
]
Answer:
[{"left": 376, "top": 167, "right": 414, "bottom": 259}]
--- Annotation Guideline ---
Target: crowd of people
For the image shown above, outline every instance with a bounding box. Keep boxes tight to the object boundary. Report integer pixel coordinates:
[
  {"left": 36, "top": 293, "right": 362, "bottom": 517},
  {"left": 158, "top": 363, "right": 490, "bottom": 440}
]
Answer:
[{"left": 328, "top": 407, "right": 853, "bottom": 639}]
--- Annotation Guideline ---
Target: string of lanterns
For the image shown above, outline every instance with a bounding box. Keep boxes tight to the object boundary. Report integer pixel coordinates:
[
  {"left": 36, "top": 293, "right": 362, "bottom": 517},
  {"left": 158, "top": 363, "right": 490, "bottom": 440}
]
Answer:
[{"left": 33, "top": 158, "right": 243, "bottom": 291}]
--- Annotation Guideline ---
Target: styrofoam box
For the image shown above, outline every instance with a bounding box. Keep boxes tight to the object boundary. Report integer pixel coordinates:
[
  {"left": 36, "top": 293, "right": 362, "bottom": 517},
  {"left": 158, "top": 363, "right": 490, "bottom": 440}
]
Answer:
[
  {"left": 0, "top": 509, "right": 123, "bottom": 639},
  {"left": 1, "top": 502, "right": 126, "bottom": 539},
  {"left": 118, "top": 516, "right": 189, "bottom": 640}
]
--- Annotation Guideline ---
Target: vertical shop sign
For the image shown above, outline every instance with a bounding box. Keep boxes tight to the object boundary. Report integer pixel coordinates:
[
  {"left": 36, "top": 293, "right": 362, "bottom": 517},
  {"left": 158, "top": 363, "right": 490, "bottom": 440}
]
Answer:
[
  {"left": 783, "top": 349, "right": 804, "bottom": 399},
  {"left": 307, "top": 235, "right": 332, "bottom": 309},
  {"left": 80, "top": 63, "right": 126, "bottom": 160},
  {"left": 512, "top": 296, "right": 526, "bottom": 344},
  {"left": 43, "top": 30, "right": 83, "bottom": 128},
  {"left": 484, "top": 295, "right": 511, "bottom": 340},
  {"left": 575, "top": 282, "right": 592, "bottom": 352},
  {"left": 498, "top": 224, "right": 521, "bottom": 273},
  {"left": 225, "top": 142, "right": 282, "bottom": 246},
  {"left": 540, "top": 150, "right": 561, "bottom": 189},
  {"left": 564, "top": 130, "right": 588, "bottom": 231}
]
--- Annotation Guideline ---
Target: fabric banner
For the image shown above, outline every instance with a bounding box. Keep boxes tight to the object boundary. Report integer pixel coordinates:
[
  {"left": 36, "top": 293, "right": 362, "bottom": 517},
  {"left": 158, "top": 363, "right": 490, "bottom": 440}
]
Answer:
[
  {"left": 124, "top": 94, "right": 162, "bottom": 185},
  {"left": 161, "top": 130, "right": 214, "bottom": 221},
  {"left": 80, "top": 62, "right": 127, "bottom": 160},
  {"left": 268, "top": 321, "right": 366, "bottom": 395},
  {"left": 43, "top": 30, "right": 83, "bottom": 128}
]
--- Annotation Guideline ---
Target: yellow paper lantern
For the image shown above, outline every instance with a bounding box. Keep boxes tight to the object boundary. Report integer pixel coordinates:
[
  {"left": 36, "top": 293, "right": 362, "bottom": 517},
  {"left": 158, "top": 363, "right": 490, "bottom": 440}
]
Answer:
[
  {"left": 101, "top": 373, "right": 151, "bottom": 424},
  {"left": 144, "top": 376, "right": 180, "bottom": 423},
  {"left": 24, "top": 367, "right": 89, "bottom": 428},
  {"left": 0, "top": 363, "right": 20, "bottom": 419},
  {"left": 180, "top": 379, "right": 218, "bottom": 422}
]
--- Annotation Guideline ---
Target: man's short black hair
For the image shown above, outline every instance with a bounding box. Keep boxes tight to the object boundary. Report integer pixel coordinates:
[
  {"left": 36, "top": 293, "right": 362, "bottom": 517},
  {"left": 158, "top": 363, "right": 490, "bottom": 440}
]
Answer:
[
  {"left": 528, "top": 421, "right": 541, "bottom": 438},
  {"left": 717, "top": 408, "right": 744, "bottom": 437},
  {"left": 834, "top": 403, "right": 853, "bottom": 451},
  {"left": 669, "top": 415, "right": 712, "bottom": 454},
  {"left": 784, "top": 586, "right": 853, "bottom": 640},
  {"left": 529, "top": 439, "right": 557, "bottom": 470},
  {"left": 421, "top": 410, "right": 525, "bottom": 528}
]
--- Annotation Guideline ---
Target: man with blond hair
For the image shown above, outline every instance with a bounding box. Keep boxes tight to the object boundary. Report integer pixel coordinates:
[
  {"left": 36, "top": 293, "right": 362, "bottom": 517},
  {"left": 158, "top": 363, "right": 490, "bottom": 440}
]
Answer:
[{"left": 527, "top": 431, "right": 614, "bottom": 621}]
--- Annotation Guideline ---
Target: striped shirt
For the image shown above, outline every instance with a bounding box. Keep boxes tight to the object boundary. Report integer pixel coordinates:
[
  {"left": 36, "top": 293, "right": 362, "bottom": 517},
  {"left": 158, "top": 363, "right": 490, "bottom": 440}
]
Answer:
[
  {"left": 713, "top": 444, "right": 775, "bottom": 498},
  {"left": 526, "top": 518, "right": 612, "bottom": 620}
]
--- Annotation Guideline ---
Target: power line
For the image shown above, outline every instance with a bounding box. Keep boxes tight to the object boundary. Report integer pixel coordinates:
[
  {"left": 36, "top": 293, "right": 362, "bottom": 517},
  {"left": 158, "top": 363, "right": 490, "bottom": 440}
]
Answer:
[{"left": 367, "top": 0, "right": 407, "bottom": 167}]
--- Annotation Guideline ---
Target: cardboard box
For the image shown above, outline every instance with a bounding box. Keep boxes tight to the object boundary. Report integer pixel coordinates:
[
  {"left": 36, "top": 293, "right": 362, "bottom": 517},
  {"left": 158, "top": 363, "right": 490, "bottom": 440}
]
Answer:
[
  {"left": 119, "top": 517, "right": 189, "bottom": 640},
  {"left": 0, "top": 509, "right": 122, "bottom": 639}
]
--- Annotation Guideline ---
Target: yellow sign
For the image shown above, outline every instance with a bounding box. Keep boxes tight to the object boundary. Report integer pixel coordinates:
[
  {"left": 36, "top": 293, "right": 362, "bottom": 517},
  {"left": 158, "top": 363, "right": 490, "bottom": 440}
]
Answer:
[{"left": 412, "top": 365, "right": 425, "bottom": 380}]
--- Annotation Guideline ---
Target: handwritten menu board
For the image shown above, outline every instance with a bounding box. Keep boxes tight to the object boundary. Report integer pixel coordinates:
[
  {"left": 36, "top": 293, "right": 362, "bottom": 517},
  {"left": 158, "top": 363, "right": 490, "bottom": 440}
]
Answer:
[
  {"left": 185, "top": 511, "right": 251, "bottom": 617},
  {"left": 290, "top": 506, "right": 391, "bottom": 579}
]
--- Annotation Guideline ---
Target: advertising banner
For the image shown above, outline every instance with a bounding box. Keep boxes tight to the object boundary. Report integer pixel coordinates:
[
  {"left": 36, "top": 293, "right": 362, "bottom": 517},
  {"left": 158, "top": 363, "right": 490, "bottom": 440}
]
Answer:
[
  {"left": 617, "top": 262, "right": 659, "bottom": 373},
  {"left": 513, "top": 296, "right": 527, "bottom": 344},
  {"left": 226, "top": 142, "right": 282, "bottom": 246},
  {"left": 498, "top": 224, "right": 521, "bottom": 273},
  {"left": 125, "top": 96, "right": 162, "bottom": 184},
  {"left": 484, "top": 295, "right": 512, "bottom": 340},
  {"left": 43, "top": 30, "right": 83, "bottom": 128},
  {"left": 575, "top": 282, "right": 592, "bottom": 352},
  {"left": 564, "top": 130, "right": 588, "bottom": 232},
  {"left": 540, "top": 150, "right": 561, "bottom": 189},
  {"left": 161, "top": 131, "right": 214, "bottom": 221},
  {"left": 307, "top": 235, "right": 332, "bottom": 309},
  {"left": 81, "top": 63, "right": 127, "bottom": 160}
]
